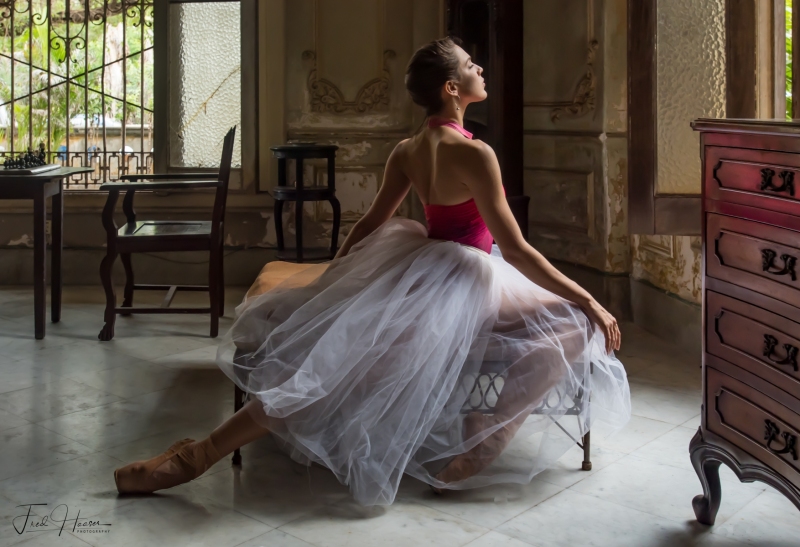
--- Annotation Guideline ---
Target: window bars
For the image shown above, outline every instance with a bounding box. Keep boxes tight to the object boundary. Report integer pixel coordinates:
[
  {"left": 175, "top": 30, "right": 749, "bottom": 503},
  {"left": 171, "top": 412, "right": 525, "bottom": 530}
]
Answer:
[{"left": 0, "top": 0, "right": 154, "bottom": 189}]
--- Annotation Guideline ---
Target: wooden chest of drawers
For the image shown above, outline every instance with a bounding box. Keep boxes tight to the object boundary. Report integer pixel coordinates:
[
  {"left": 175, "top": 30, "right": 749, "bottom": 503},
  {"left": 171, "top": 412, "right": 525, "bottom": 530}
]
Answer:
[{"left": 691, "top": 119, "right": 800, "bottom": 525}]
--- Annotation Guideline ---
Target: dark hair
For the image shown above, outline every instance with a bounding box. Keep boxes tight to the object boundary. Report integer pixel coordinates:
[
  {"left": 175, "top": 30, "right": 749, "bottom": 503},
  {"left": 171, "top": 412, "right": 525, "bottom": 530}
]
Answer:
[{"left": 405, "top": 36, "right": 463, "bottom": 117}]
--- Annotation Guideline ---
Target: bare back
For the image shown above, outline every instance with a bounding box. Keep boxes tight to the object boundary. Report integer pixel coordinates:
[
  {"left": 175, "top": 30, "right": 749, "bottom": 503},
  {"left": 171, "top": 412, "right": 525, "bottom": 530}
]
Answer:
[{"left": 399, "top": 125, "right": 483, "bottom": 206}]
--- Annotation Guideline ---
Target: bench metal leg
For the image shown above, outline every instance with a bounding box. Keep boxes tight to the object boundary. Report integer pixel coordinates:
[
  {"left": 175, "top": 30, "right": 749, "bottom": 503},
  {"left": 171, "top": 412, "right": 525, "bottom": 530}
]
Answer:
[{"left": 581, "top": 431, "right": 592, "bottom": 470}]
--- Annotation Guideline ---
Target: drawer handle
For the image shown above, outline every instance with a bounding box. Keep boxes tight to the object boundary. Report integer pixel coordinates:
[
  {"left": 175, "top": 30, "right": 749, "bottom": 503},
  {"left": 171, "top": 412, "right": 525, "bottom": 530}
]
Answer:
[
  {"left": 763, "top": 334, "right": 799, "bottom": 371},
  {"left": 764, "top": 419, "right": 798, "bottom": 460},
  {"left": 760, "top": 168, "right": 796, "bottom": 196},
  {"left": 761, "top": 249, "right": 797, "bottom": 281}
]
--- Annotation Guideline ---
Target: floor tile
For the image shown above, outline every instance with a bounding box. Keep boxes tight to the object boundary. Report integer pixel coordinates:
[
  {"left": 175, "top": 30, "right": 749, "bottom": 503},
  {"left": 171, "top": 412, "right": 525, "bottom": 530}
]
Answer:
[
  {"left": 183, "top": 448, "right": 350, "bottom": 529},
  {"left": 0, "top": 377, "right": 122, "bottom": 423},
  {"left": 0, "top": 408, "right": 30, "bottom": 433},
  {"left": 592, "top": 415, "right": 677, "bottom": 454},
  {"left": 234, "top": 530, "right": 316, "bottom": 547},
  {"left": 0, "top": 424, "right": 94, "bottom": 482},
  {"left": 278, "top": 498, "right": 488, "bottom": 547},
  {"left": 0, "top": 453, "right": 136, "bottom": 519},
  {"left": 569, "top": 454, "right": 764, "bottom": 525},
  {"left": 463, "top": 531, "right": 534, "bottom": 547},
  {"left": 713, "top": 490, "right": 800, "bottom": 546},
  {"left": 534, "top": 442, "right": 626, "bottom": 488},
  {"left": 75, "top": 495, "right": 272, "bottom": 547},
  {"left": 35, "top": 396, "right": 203, "bottom": 452},
  {"left": 396, "top": 475, "right": 563, "bottom": 529},
  {"left": 64, "top": 361, "right": 184, "bottom": 399},
  {"left": 498, "top": 489, "right": 749, "bottom": 547},
  {"left": 628, "top": 380, "right": 702, "bottom": 425},
  {"left": 153, "top": 345, "right": 220, "bottom": 370}
]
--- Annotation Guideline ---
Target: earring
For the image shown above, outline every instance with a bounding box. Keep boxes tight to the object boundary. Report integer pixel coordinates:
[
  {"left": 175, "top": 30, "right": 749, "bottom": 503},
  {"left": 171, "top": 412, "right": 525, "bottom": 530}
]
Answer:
[{"left": 456, "top": 95, "right": 461, "bottom": 111}]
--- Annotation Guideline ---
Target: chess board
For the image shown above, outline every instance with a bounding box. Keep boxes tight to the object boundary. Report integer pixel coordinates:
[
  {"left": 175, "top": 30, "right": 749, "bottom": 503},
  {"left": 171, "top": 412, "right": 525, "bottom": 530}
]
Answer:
[{"left": 0, "top": 163, "right": 62, "bottom": 175}]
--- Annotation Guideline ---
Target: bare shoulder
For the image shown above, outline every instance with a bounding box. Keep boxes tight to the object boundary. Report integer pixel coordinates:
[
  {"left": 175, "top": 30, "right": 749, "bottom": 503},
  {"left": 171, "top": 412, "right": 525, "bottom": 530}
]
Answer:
[{"left": 442, "top": 138, "right": 496, "bottom": 169}]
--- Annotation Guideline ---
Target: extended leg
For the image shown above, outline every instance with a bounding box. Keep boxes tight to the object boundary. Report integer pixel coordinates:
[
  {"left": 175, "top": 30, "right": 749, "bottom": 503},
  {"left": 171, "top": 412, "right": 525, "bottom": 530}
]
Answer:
[
  {"left": 436, "top": 298, "right": 587, "bottom": 487},
  {"left": 114, "top": 399, "right": 270, "bottom": 494}
]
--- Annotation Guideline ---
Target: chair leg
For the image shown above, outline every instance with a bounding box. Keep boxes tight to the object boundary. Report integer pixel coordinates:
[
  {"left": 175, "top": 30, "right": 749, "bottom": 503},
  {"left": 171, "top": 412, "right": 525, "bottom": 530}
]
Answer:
[
  {"left": 218, "top": 240, "right": 225, "bottom": 317},
  {"left": 120, "top": 253, "right": 134, "bottom": 316},
  {"left": 98, "top": 249, "right": 118, "bottom": 341},
  {"left": 582, "top": 431, "right": 592, "bottom": 471},
  {"left": 209, "top": 243, "right": 220, "bottom": 338},
  {"left": 232, "top": 385, "right": 245, "bottom": 465}
]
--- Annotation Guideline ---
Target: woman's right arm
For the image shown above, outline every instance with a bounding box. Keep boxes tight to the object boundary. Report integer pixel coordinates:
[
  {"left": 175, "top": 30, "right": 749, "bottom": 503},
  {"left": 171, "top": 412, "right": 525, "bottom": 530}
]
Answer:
[{"left": 456, "top": 141, "right": 621, "bottom": 353}]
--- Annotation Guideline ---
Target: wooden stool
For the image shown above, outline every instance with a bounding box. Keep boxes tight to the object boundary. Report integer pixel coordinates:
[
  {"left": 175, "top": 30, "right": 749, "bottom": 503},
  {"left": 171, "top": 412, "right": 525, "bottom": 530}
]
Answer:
[{"left": 270, "top": 144, "right": 340, "bottom": 263}]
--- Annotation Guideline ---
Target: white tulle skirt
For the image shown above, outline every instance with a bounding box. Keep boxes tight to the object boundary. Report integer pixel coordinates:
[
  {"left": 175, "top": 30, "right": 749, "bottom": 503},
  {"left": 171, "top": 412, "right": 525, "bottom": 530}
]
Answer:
[{"left": 216, "top": 217, "right": 631, "bottom": 506}]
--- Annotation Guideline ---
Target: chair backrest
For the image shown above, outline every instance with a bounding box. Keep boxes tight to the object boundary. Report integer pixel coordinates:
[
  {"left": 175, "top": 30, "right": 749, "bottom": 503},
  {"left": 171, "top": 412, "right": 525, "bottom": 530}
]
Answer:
[{"left": 211, "top": 126, "right": 237, "bottom": 233}]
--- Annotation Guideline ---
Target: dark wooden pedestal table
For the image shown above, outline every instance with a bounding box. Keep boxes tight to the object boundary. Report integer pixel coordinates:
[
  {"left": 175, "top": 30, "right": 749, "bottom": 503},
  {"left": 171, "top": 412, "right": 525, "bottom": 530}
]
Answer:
[
  {"left": 0, "top": 167, "right": 93, "bottom": 339},
  {"left": 270, "top": 144, "right": 340, "bottom": 262}
]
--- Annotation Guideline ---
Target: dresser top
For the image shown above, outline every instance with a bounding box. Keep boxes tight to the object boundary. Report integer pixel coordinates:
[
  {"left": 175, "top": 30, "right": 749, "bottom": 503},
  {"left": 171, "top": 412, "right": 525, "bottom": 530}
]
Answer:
[{"left": 692, "top": 118, "right": 800, "bottom": 136}]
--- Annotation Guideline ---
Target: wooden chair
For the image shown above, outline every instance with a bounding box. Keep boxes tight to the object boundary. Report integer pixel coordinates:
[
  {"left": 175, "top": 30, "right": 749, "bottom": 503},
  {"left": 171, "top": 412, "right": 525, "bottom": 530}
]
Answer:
[{"left": 97, "top": 126, "right": 236, "bottom": 341}]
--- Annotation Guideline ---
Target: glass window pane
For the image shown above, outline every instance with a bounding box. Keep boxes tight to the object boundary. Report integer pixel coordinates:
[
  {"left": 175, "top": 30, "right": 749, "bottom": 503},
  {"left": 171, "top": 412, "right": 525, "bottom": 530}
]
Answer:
[
  {"left": 169, "top": 2, "right": 241, "bottom": 168},
  {"left": 656, "top": 0, "right": 725, "bottom": 194}
]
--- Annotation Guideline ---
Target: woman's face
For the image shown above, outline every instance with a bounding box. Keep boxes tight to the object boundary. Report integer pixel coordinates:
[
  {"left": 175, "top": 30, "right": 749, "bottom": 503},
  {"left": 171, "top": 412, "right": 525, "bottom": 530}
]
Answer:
[{"left": 453, "top": 45, "right": 487, "bottom": 103}]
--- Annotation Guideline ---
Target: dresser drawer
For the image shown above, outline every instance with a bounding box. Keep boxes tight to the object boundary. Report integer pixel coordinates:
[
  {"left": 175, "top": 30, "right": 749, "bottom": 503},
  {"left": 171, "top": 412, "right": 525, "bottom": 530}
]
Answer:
[
  {"left": 707, "top": 213, "right": 800, "bottom": 308},
  {"left": 707, "top": 290, "right": 800, "bottom": 399},
  {"left": 706, "top": 365, "right": 800, "bottom": 488},
  {"left": 706, "top": 146, "right": 800, "bottom": 216}
]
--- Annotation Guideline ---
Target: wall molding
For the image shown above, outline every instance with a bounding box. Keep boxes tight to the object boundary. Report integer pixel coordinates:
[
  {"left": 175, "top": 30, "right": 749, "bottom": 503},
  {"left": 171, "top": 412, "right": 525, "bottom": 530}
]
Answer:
[
  {"left": 638, "top": 235, "right": 677, "bottom": 259},
  {"left": 523, "top": 0, "right": 598, "bottom": 123},
  {"left": 525, "top": 167, "right": 598, "bottom": 244},
  {"left": 302, "top": 49, "right": 396, "bottom": 113}
]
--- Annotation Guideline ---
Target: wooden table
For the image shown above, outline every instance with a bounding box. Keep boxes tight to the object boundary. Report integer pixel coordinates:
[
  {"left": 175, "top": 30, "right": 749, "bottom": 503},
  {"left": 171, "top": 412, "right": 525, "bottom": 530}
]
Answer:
[{"left": 0, "top": 167, "right": 93, "bottom": 339}]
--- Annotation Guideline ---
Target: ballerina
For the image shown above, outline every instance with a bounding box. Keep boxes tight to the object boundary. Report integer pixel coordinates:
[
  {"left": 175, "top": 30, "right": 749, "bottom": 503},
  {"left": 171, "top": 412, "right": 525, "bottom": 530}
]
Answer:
[{"left": 113, "top": 36, "right": 631, "bottom": 506}]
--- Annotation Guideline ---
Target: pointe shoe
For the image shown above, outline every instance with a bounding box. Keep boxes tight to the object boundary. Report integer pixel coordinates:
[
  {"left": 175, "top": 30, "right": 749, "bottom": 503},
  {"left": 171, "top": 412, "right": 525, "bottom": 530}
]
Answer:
[
  {"left": 432, "top": 412, "right": 487, "bottom": 494},
  {"left": 433, "top": 413, "right": 519, "bottom": 491},
  {"left": 114, "top": 437, "right": 222, "bottom": 494}
]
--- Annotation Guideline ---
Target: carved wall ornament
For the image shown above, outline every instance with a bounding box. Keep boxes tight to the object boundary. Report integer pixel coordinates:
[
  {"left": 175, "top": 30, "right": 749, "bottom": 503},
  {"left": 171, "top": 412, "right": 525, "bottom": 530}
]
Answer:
[
  {"left": 302, "top": 49, "right": 396, "bottom": 114},
  {"left": 550, "top": 39, "right": 599, "bottom": 122}
]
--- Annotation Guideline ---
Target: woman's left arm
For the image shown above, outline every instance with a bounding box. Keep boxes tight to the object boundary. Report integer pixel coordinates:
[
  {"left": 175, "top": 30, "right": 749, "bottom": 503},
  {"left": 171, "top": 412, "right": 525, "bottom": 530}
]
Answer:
[{"left": 333, "top": 141, "right": 412, "bottom": 260}]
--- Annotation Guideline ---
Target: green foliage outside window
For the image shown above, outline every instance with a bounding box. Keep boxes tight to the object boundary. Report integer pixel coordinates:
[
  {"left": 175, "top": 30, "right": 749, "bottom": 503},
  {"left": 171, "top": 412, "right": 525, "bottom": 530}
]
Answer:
[{"left": 0, "top": 3, "right": 153, "bottom": 156}]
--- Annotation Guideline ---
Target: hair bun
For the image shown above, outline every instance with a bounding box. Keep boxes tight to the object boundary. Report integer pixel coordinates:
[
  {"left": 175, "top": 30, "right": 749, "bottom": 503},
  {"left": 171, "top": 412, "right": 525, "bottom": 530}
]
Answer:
[{"left": 405, "top": 37, "right": 462, "bottom": 116}]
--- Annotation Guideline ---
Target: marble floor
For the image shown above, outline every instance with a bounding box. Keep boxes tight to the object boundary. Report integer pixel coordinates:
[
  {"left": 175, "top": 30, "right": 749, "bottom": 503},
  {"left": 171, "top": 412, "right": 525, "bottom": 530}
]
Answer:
[{"left": 0, "top": 286, "right": 798, "bottom": 547}]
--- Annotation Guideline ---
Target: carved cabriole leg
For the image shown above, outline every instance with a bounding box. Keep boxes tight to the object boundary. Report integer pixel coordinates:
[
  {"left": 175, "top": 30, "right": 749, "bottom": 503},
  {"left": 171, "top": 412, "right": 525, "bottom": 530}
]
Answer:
[
  {"left": 690, "top": 428, "right": 722, "bottom": 525},
  {"left": 98, "top": 190, "right": 119, "bottom": 341}
]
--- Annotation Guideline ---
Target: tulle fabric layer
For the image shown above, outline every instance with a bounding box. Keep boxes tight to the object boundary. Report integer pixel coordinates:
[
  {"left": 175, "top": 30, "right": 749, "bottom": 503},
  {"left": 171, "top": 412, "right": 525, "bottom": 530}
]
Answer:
[{"left": 216, "top": 217, "right": 631, "bottom": 506}]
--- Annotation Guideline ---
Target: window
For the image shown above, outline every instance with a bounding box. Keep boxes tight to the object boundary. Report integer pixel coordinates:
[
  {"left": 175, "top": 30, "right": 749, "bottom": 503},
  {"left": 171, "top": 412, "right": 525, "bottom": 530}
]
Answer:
[
  {"left": 0, "top": 0, "right": 155, "bottom": 188},
  {"left": 0, "top": 0, "right": 253, "bottom": 191}
]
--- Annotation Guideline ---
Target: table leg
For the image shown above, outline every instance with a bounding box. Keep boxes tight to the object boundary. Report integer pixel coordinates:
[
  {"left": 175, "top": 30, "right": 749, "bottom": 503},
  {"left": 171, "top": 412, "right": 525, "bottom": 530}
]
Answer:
[
  {"left": 51, "top": 181, "right": 63, "bottom": 323},
  {"left": 33, "top": 190, "right": 47, "bottom": 339}
]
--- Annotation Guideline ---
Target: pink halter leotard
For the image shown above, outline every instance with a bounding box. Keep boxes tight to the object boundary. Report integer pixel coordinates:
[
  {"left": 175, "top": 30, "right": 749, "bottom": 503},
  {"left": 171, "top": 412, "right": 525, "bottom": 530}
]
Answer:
[{"left": 423, "top": 117, "right": 503, "bottom": 254}]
